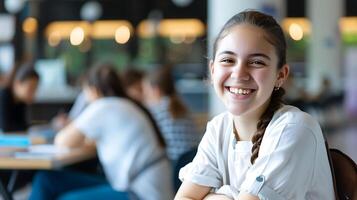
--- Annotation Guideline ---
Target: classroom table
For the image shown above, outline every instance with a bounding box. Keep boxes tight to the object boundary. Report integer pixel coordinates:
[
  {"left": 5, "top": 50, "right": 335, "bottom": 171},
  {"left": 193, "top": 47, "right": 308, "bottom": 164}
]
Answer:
[{"left": 0, "top": 145, "right": 97, "bottom": 200}]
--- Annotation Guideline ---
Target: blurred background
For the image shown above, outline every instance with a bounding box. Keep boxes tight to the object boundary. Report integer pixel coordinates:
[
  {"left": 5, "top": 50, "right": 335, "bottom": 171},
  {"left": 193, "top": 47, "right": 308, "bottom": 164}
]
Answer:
[{"left": 0, "top": 0, "right": 355, "bottom": 161}]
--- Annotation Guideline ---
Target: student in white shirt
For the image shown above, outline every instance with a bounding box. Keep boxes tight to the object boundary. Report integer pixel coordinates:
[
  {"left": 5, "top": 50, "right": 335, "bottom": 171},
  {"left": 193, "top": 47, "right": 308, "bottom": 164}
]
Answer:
[
  {"left": 175, "top": 10, "right": 335, "bottom": 200},
  {"left": 29, "top": 64, "right": 174, "bottom": 200}
]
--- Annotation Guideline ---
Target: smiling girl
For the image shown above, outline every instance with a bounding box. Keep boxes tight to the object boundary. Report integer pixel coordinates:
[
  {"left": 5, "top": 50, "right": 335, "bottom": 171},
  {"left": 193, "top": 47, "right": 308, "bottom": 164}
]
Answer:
[{"left": 175, "top": 11, "right": 335, "bottom": 200}]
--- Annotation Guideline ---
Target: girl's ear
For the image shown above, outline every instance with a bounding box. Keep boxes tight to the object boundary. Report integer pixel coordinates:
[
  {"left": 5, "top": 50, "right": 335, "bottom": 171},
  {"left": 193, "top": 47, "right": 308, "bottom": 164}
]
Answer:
[{"left": 276, "top": 64, "right": 289, "bottom": 87}]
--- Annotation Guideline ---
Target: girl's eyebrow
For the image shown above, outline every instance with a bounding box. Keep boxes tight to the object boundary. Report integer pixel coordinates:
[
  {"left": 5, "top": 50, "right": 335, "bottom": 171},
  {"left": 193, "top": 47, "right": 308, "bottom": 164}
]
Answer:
[
  {"left": 217, "top": 51, "right": 236, "bottom": 56},
  {"left": 249, "top": 53, "right": 271, "bottom": 60},
  {"left": 217, "top": 51, "right": 271, "bottom": 61}
]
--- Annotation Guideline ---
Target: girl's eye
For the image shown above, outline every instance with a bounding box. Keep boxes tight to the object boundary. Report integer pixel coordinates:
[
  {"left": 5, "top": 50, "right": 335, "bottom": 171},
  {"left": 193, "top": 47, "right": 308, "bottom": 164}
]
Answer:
[
  {"left": 248, "top": 60, "right": 266, "bottom": 67},
  {"left": 220, "top": 58, "right": 234, "bottom": 64}
]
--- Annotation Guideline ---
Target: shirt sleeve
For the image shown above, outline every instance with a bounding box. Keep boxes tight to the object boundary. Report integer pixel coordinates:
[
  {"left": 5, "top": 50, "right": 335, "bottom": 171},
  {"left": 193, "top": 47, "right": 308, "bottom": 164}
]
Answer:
[
  {"left": 69, "top": 92, "right": 88, "bottom": 120},
  {"left": 239, "top": 123, "right": 317, "bottom": 199},
  {"left": 179, "top": 121, "right": 223, "bottom": 188},
  {"left": 73, "top": 101, "right": 104, "bottom": 140}
]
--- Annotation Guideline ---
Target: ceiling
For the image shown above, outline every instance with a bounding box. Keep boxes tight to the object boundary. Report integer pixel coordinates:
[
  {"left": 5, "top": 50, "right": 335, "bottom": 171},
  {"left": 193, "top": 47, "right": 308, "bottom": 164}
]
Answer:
[{"left": 0, "top": 0, "right": 356, "bottom": 24}]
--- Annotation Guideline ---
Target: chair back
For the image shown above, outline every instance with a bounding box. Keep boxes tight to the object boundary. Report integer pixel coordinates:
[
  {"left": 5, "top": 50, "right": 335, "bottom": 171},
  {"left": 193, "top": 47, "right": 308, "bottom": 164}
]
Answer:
[
  {"left": 329, "top": 148, "right": 357, "bottom": 200},
  {"left": 173, "top": 147, "right": 197, "bottom": 192},
  {"left": 325, "top": 138, "right": 357, "bottom": 200}
]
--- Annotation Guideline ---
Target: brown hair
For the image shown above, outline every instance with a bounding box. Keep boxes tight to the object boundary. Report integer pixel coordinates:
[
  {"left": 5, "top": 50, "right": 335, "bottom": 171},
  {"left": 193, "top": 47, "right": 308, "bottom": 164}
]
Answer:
[
  {"left": 84, "top": 63, "right": 166, "bottom": 148},
  {"left": 120, "top": 68, "right": 144, "bottom": 88},
  {"left": 212, "top": 10, "right": 286, "bottom": 164},
  {"left": 6, "top": 62, "right": 39, "bottom": 89},
  {"left": 146, "top": 66, "right": 188, "bottom": 119},
  {"left": 85, "top": 63, "right": 127, "bottom": 98}
]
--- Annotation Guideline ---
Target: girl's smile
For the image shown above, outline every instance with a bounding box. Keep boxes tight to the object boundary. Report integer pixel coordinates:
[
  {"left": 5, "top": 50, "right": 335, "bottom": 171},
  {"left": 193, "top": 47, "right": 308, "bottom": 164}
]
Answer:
[{"left": 225, "top": 86, "right": 257, "bottom": 100}]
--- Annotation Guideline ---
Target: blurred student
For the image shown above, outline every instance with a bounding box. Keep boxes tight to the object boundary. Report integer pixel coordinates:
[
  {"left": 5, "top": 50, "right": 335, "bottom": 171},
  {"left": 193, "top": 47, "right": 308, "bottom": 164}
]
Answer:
[
  {"left": 0, "top": 63, "right": 39, "bottom": 132},
  {"left": 29, "top": 63, "right": 173, "bottom": 200},
  {"left": 0, "top": 63, "right": 39, "bottom": 193},
  {"left": 143, "top": 67, "right": 201, "bottom": 164},
  {"left": 120, "top": 68, "right": 145, "bottom": 102}
]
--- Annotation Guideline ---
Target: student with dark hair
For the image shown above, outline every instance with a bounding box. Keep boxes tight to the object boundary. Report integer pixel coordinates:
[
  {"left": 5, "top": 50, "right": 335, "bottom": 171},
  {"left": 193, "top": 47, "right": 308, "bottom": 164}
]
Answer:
[
  {"left": 175, "top": 11, "right": 334, "bottom": 200},
  {"left": 143, "top": 67, "right": 201, "bottom": 164},
  {"left": 0, "top": 63, "right": 39, "bottom": 193},
  {"left": 29, "top": 63, "right": 173, "bottom": 200},
  {"left": 120, "top": 68, "right": 145, "bottom": 103},
  {"left": 0, "top": 63, "right": 39, "bottom": 132}
]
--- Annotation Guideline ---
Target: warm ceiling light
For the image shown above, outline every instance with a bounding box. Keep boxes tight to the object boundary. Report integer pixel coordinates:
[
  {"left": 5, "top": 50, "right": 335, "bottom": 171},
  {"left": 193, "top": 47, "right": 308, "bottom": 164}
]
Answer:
[
  {"left": 46, "top": 21, "right": 90, "bottom": 39},
  {"left": 115, "top": 26, "right": 130, "bottom": 44},
  {"left": 158, "top": 19, "right": 205, "bottom": 37},
  {"left": 283, "top": 17, "right": 357, "bottom": 36},
  {"left": 92, "top": 20, "right": 132, "bottom": 39},
  {"left": 340, "top": 17, "right": 357, "bottom": 34},
  {"left": 23, "top": 17, "right": 38, "bottom": 36},
  {"left": 70, "top": 27, "right": 85, "bottom": 46},
  {"left": 48, "top": 31, "right": 61, "bottom": 47},
  {"left": 45, "top": 20, "right": 132, "bottom": 40},
  {"left": 289, "top": 23, "right": 304, "bottom": 41},
  {"left": 137, "top": 19, "right": 205, "bottom": 38},
  {"left": 282, "top": 18, "right": 311, "bottom": 35},
  {"left": 137, "top": 20, "right": 157, "bottom": 38}
]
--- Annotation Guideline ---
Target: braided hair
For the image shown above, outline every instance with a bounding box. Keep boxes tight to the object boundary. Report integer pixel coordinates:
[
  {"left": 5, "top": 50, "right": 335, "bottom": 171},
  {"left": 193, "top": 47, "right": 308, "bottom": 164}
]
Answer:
[
  {"left": 212, "top": 10, "right": 287, "bottom": 164},
  {"left": 251, "top": 88, "right": 285, "bottom": 164}
]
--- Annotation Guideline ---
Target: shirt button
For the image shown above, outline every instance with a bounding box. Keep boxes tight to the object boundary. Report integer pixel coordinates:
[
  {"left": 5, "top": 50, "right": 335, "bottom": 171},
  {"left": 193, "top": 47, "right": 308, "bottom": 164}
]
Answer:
[{"left": 256, "top": 175, "right": 265, "bottom": 182}]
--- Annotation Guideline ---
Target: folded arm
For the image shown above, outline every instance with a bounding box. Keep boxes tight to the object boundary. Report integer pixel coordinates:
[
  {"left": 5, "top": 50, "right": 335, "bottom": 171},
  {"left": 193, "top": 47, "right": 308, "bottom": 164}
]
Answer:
[
  {"left": 54, "top": 123, "right": 95, "bottom": 148},
  {"left": 175, "top": 181, "right": 259, "bottom": 200}
]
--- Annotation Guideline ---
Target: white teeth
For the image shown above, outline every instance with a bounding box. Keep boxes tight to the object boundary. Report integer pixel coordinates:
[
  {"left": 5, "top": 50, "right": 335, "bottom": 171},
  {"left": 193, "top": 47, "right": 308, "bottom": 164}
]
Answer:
[{"left": 229, "top": 87, "right": 251, "bottom": 95}]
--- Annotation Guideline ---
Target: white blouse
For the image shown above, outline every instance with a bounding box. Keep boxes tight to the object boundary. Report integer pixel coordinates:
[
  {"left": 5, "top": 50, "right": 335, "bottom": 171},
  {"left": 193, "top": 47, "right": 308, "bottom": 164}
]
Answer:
[{"left": 180, "top": 105, "right": 334, "bottom": 200}]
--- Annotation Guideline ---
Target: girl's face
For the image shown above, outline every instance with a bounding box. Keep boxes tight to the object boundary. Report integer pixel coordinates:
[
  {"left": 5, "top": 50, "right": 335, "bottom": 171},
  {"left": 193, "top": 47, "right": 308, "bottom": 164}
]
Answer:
[
  {"left": 127, "top": 82, "right": 144, "bottom": 103},
  {"left": 14, "top": 78, "right": 39, "bottom": 104},
  {"left": 210, "top": 24, "right": 288, "bottom": 117},
  {"left": 142, "top": 79, "right": 161, "bottom": 106}
]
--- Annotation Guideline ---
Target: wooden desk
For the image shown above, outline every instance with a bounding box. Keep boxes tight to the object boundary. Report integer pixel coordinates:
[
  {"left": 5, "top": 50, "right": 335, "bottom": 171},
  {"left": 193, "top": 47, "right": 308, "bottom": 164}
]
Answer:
[
  {"left": 0, "top": 146, "right": 97, "bottom": 200},
  {"left": 0, "top": 146, "right": 96, "bottom": 170}
]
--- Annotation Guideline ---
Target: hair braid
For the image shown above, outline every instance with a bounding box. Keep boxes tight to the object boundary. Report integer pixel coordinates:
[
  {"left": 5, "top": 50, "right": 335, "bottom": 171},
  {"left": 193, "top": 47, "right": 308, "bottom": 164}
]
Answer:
[{"left": 250, "top": 88, "right": 285, "bottom": 164}]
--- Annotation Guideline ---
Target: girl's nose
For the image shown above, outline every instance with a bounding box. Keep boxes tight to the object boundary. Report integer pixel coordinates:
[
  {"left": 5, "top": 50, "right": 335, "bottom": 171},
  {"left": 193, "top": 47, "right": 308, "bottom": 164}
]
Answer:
[{"left": 230, "top": 62, "right": 250, "bottom": 81}]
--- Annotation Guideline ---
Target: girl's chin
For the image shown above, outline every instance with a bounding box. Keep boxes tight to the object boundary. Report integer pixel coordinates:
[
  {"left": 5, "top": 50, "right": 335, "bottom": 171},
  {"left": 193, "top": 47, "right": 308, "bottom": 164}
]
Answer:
[{"left": 226, "top": 106, "right": 249, "bottom": 116}]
